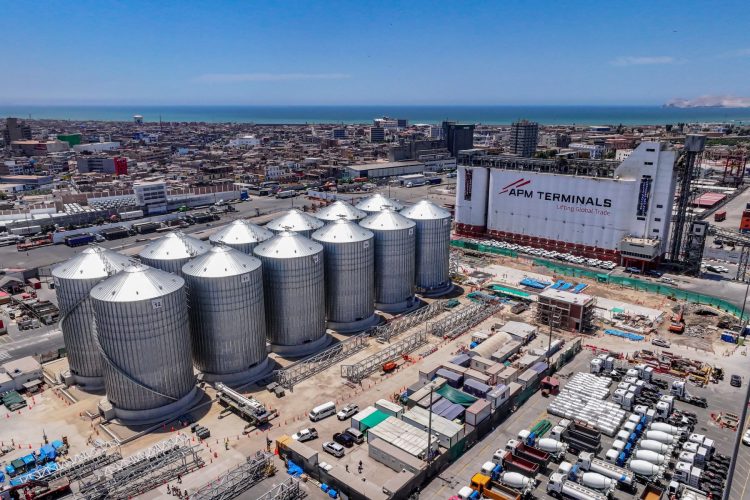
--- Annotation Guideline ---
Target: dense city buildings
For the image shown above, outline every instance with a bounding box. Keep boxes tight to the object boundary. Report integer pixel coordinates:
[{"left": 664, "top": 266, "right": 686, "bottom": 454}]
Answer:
[{"left": 442, "top": 121, "right": 475, "bottom": 156}]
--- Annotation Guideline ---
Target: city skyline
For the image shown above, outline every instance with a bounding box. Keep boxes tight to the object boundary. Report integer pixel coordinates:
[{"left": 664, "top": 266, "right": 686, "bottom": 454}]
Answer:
[{"left": 1, "top": 0, "right": 749, "bottom": 106}]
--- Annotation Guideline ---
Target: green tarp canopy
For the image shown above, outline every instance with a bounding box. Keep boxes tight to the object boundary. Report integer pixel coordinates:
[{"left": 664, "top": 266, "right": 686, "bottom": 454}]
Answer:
[
  {"left": 436, "top": 385, "right": 478, "bottom": 407},
  {"left": 489, "top": 284, "right": 531, "bottom": 299},
  {"left": 360, "top": 409, "right": 390, "bottom": 432}
]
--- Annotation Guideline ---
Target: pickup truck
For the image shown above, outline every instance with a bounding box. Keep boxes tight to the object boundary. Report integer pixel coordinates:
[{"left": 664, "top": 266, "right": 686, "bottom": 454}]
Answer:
[{"left": 291, "top": 428, "right": 318, "bottom": 442}]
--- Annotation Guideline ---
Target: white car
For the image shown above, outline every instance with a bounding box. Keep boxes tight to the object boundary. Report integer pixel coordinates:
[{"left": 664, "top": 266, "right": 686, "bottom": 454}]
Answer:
[
  {"left": 322, "top": 441, "right": 345, "bottom": 458},
  {"left": 743, "top": 429, "right": 750, "bottom": 446},
  {"left": 337, "top": 403, "right": 359, "bottom": 420},
  {"left": 291, "top": 428, "right": 318, "bottom": 442}
]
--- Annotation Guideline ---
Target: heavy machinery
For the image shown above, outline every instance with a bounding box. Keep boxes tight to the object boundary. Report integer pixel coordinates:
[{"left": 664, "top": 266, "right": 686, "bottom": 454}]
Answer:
[
  {"left": 546, "top": 472, "right": 608, "bottom": 500},
  {"left": 670, "top": 381, "right": 707, "bottom": 408}
]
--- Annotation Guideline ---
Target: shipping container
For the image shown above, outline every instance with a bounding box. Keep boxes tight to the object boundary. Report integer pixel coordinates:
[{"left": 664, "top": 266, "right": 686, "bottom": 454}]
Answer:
[
  {"left": 464, "top": 368, "right": 492, "bottom": 386},
  {"left": 64, "top": 233, "right": 94, "bottom": 247},
  {"left": 469, "top": 355, "right": 498, "bottom": 374},
  {"left": 714, "top": 210, "right": 726, "bottom": 222},
  {"left": 435, "top": 368, "right": 463, "bottom": 388},
  {"left": 11, "top": 225, "right": 42, "bottom": 236},
  {"left": 464, "top": 378, "right": 493, "bottom": 398},
  {"left": 375, "top": 399, "right": 404, "bottom": 417},
  {"left": 120, "top": 210, "right": 144, "bottom": 220}
]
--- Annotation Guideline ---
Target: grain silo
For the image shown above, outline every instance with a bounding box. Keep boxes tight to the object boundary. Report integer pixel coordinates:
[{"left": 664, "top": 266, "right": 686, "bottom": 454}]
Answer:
[
  {"left": 265, "top": 208, "right": 324, "bottom": 238},
  {"left": 253, "top": 231, "right": 328, "bottom": 356},
  {"left": 312, "top": 219, "right": 378, "bottom": 333},
  {"left": 52, "top": 247, "right": 130, "bottom": 389},
  {"left": 209, "top": 219, "right": 273, "bottom": 254},
  {"left": 90, "top": 263, "right": 198, "bottom": 424},
  {"left": 359, "top": 208, "right": 417, "bottom": 313},
  {"left": 355, "top": 193, "right": 403, "bottom": 215},
  {"left": 401, "top": 200, "right": 453, "bottom": 296},
  {"left": 138, "top": 231, "right": 209, "bottom": 275},
  {"left": 182, "top": 246, "right": 268, "bottom": 385},
  {"left": 314, "top": 200, "right": 366, "bottom": 222}
]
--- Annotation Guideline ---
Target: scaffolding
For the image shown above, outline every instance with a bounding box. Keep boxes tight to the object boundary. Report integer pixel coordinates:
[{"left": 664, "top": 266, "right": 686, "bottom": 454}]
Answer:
[
  {"left": 274, "top": 333, "right": 369, "bottom": 390},
  {"left": 77, "top": 435, "right": 203, "bottom": 500},
  {"left": 256, "top": 478, "right": 305, "bottom": 500},
  {"left": 27, "top": 441, "right": 122, "bottom": 485},
  {"left": 426, "top": 301, "right": 502, "bottom": 339},
  {"left": 341, "top": 330, "right": 429, "bottom": 383},
  {"left": 191, "top": 451, "right": 275, "bottom": 500},
  {"left": 370, "top": 299, "right": 447, "bottom": 342}
]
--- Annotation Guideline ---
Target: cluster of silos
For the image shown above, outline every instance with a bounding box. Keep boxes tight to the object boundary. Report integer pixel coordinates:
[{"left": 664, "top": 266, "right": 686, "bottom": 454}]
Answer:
[
  {"left": 313, "top": 200, "right": 366, "bottom": 222},
  {"left": 182, "top": 246, "right": 267, "bottom": 384},
  {"left": 400, "top": 200, "right": 453, "bottom": 296},
  {"left": 138, "top": 231, "right": 209, "bottom": 275},
  {"left": 253, "top": 231, "right": 329, "bottom": 356},
  {"left": 265, "top": 208, "right": 324, "bottom": 238},
  {"left": 90, "top": 263, "right": 198, "bottom": 424},
  {"left": 52, "top": 247, "right": 130, "bottom": 389},
  {"left": 208, "top": 219, "right": 273, "bottom": 254},
  {"left": 312, "top": 219, "right": 378, "bottom": 332},
  {"left": 355, "top": 193, "right": 404, "bottom": 215},
  {"left": 359, "top": 208, "right": 417, "bottom": 313}
]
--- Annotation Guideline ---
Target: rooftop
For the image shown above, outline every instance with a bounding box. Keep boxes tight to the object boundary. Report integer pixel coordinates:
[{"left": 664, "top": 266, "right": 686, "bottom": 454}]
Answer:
[
  {"left": 345, "top": 160, "right": 424, "bottom": 172},
  {"left": 538, "top": 288, "right": 595, "bottom": 306}
]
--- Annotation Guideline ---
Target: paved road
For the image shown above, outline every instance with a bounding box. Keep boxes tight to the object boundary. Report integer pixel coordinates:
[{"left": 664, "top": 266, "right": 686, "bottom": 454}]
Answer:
[{"left": 0, "top": 327, "right": 63, "bottom": 362}]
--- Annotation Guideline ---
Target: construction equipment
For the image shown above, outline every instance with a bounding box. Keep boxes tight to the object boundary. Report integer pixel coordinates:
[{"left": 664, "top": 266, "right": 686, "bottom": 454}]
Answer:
[{"left": 670, "top": 381, "right": 708, "bottom": 408}]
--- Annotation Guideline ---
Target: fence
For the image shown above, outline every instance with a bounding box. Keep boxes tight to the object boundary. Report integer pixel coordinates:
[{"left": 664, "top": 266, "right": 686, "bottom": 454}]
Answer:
[
  {"left": 450, "top": 239, "right": 518, "bottom": 258},
  {"left": 533, "top": 259, "right": 747, "bottom": 320}
]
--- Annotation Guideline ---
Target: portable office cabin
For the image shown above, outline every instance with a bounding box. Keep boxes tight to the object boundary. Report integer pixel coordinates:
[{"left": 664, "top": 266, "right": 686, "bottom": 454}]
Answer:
[
  {"left": 469, "top": 355, "right": 498, "bottom": 375},
  {"left": 401, "top": 406, "right": 465, "bottom": 448},
  {"left": 435, "top": 369, "right": 462, "bottom": 388},
  {"left": 499, "top": 321, "right": 538, "bottom": 344},
  {"left": 375, "top": 399, "right": 405, "bottom": 417},
  {"left": 366, "top": 416, "right": 438, "bottom": 459}
]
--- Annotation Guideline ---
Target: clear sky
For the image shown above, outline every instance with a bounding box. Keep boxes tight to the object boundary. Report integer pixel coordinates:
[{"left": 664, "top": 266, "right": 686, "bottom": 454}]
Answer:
[{"left": 1, "top": 0, "right": 748, "bottom": 105}]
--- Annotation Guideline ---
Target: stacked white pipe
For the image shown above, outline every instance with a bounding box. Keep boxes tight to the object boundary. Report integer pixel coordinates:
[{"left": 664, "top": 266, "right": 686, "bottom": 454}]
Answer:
[{"left": 547, "top": 373, "right": 626, "bottom": 436}]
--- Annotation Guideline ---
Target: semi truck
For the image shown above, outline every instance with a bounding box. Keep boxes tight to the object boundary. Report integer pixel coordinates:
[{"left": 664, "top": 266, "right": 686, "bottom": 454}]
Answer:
[
  {"left": 546, "top": 472, "right": 608, "bottom": 500},
  {"left": 64, "top": 233, "right": 94, "bottom": 247},
  {"left": 492, "top": 450, "right": 540, "bottom": 475},
  {"left": 479, "top": 463, "right": 536, "bottom": 497},
  {"left": 505, "top": 439, "right": 551, "bottom": 467},
  {"left": 670, "top": 381, "right": 708, "bottom": 408},
  {"left": 558, "top": 462, "right": 616, "bottom": 497}
]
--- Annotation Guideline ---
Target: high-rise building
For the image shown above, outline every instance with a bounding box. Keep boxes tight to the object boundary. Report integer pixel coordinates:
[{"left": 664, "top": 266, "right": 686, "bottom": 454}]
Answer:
[
  {"left": 369, "top": 127, "right": 386, "bottom": 143},
  {"left": 509, "top": 120, "right": 539, "bottom": 157},
  {"left": 332, "top": 128, "right": 347, "bottom": 139},
  {"left": 3, "top": 118, "right": 32, "bottom": 147},
  {"left": 441, "top": 121, "right": 475, "bottom": 157}
]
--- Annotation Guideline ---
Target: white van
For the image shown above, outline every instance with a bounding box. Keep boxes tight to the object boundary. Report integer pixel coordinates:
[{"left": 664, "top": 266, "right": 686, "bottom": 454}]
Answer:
[{"left": 309, "top": 401, "right": 336, "bottom": 421}]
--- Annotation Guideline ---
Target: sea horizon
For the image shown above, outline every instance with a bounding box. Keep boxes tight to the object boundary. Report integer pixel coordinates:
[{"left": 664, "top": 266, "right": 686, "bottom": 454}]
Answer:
[{"left": 2, "top": 104, "right": 750, "bottom": 126}]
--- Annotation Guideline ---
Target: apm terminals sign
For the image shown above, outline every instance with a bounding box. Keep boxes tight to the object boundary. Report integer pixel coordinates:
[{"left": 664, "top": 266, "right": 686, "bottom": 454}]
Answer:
[{"left": 499, "top": 178, "right": 613, "bottom": 215}]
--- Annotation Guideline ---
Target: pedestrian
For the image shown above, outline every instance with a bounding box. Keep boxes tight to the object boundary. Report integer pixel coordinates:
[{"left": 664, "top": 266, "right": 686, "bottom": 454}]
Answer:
[
  {"left": 177, "top": 474, "right": 182, "bottom": 484},
  {"left": 345, "top": 464, "right": 349, "bottom": 472}
]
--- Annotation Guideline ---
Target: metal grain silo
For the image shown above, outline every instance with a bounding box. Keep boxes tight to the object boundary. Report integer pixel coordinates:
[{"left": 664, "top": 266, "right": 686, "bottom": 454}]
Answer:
[
  {"left": 182, "top": 246, "right": 268, "bottom": 385},
  {"left": 253, "top": 232, "right": 328, "bottom": 356},
  {"left": 90, "top": 263, "right": 198, "bottom": 424},
  {"left": 401, "top": 200, "right": 453, "bottom": 296},
  {"left": 209, "top": 219, "right": 273, "bottom": 254},
  {"left": 52, "top": 247, "right": 130, "bottom": 389},
  {"left": 265, "top": 208, "right": 324, "bottom": 238},
  {"left": 355, "top": 193, "right": 404, "bottom": 215},
  {"left": 314, "top": 200, "right": 366, "bottom": 222},
  {"left": 359, "top": 208, "right": 417, "bottom": 313},
  {"left": 312, "top": 219, "right": 378, "bottom": 333},
  {"left": 138, "top": 231, "right": 209, "bottom": 275}
]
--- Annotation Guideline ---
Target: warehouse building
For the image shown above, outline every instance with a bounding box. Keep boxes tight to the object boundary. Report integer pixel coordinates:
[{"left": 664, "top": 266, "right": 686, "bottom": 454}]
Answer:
[
  {"left": 455, "top": 142, "right": 677, "bottom": 265},
  {"left": 343, "top": 160, "right": 424, "bottom": 179}
]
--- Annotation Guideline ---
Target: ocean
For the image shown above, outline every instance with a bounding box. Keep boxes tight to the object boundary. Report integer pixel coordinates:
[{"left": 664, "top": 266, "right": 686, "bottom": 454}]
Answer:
[{"left": 1, "top": 104, "right": 750, "bottom": 126}]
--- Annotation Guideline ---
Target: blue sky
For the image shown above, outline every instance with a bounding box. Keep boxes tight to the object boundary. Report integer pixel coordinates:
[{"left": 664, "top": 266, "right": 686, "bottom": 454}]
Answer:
[{"left": 1, "top": 0, "right": 748, "bottom": 105}]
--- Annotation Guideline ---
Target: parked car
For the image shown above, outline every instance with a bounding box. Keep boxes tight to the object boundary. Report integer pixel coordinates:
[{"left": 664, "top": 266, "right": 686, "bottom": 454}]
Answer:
[
  {"left": 625, "top": 267, "right": 641, "bottom": 274},
  {"left": 333, "top": 432, "right": 355, "bottom": 448},
  {"left": 291, "top": 428, "right": 318, "bottom": 442},
  {"left": 660, "top": 277, "right": 676, "bottom": 284},
  {"left": 337, "top": 403, "right": 359, "bottom": 420},
  {"left": 742, "top": 429, "right": 750, "bottom": 446},
  {"left": 651, "top": 337, "right": 671, "bottom": 348},
  {"left": 705, "top": 265, "right": 722, "bottom": 273},
  {"left": 731, "top": 374, "right": 742, "bottom": 387},
  {"left": 646, "top": 269, "right": 663, "bottom": 277},
  {"left": 322, "top": 441, "right": 345, "bottom": 458}
]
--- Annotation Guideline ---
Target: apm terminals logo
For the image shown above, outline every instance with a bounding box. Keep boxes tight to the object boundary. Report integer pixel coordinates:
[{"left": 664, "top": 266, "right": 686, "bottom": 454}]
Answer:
[{"left": 499, "top": 178, "right": 531, "bottom": 195}]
